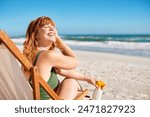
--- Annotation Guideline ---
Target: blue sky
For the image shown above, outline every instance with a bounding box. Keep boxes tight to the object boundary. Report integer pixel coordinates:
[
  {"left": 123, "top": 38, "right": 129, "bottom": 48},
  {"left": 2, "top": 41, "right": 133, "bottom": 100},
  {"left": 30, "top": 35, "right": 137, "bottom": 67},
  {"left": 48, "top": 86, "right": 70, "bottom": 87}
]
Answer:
[{"left": 0, "top": 0, "right": 150, "bottom": 36}]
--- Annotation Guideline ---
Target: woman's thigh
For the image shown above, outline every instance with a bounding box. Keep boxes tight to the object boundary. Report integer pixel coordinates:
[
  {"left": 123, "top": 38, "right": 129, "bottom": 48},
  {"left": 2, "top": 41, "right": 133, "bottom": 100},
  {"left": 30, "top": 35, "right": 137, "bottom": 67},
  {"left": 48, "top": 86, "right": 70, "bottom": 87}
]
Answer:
[{"left": 56, "top": 78, "right": 81, "bottom": 99}]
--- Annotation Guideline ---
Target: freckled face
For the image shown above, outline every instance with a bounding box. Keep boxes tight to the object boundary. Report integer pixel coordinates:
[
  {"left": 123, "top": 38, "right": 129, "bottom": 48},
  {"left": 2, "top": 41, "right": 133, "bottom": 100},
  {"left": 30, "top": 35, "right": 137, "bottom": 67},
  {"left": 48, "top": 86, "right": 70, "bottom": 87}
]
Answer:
[{"left": 37, "top": 23, "right": 56, "bottom": 43}]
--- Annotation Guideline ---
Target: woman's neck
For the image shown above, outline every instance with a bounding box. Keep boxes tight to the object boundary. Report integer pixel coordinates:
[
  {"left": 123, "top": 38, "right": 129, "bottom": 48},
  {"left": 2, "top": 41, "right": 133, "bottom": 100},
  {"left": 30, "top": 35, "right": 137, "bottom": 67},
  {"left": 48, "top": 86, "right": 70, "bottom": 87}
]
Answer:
[
  {"left": 37, "top": 41, "right": 53, "bottom": 50},
  {"left": 37, "top": 46, "right": 50, "bottom": 50}
]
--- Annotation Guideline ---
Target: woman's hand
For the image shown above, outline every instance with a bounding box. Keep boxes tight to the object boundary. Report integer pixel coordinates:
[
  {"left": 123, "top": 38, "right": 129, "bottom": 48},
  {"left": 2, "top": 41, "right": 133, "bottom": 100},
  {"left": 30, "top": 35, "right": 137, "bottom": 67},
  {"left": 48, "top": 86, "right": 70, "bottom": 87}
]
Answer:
[
  {"left": 53, "top": 28, "right": 64, "bottom": 50},
  {"left": 53, "top": 27, "right": 59, "bottom": 38},
  {"left": 84, "top": 76, "right": 99, "bottom": 88},
  {"left": 53, "top": 27, "right": 77, "bottom": 58}
]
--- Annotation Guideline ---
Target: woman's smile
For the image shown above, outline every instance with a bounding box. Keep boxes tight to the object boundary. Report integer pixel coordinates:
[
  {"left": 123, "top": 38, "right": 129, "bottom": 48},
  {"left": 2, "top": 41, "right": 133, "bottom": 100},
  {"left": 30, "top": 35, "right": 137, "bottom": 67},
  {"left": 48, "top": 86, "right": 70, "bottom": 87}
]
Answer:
[{"left": 48, "top": 32, "right": 54, "bottom": 36}]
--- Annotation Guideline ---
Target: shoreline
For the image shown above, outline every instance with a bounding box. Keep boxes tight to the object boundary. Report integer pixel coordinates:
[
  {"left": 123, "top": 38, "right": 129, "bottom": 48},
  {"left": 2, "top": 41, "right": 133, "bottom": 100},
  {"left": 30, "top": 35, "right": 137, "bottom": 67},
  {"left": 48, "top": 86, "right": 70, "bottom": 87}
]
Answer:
[{"left": 12, "top": 38, "right": 150, "bottom": 58}]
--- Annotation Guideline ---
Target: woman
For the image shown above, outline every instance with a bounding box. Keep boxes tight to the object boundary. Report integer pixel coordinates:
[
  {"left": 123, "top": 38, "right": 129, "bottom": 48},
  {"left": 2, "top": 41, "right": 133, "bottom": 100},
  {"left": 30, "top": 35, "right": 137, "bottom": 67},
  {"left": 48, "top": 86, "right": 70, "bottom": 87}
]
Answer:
[{"left": 23, "top": 16, "right": 98, "bottom": 100}]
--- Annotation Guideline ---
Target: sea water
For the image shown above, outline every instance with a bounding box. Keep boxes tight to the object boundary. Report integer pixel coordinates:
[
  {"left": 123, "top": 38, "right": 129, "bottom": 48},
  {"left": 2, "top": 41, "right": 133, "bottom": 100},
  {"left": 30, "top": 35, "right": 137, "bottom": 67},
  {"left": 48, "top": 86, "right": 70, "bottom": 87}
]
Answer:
[{"left": 11, "top": 34, "right": 150, "bottom": 58}]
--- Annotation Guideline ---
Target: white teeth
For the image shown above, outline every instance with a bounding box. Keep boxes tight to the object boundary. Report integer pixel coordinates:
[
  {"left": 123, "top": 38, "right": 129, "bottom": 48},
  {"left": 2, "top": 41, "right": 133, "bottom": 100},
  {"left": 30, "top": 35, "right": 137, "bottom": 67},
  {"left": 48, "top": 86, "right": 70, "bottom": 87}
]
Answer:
[{"left": 48, "top": 33, "right": 53, "bottom": 36}]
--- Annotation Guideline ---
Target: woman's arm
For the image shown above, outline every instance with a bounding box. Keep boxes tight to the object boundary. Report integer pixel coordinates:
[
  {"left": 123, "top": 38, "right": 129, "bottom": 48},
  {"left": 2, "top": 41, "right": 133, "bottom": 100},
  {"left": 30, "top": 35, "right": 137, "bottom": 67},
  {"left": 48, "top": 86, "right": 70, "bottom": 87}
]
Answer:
[
  {"left": 54, "top": 29, "right": 77, "bottom": 58},
  {"left": 53, "top": 29, "right": 98, "bottom": 88},
  {"left": 55, "top": 68, "right": 99, "bottom": 88},
  {"left": 45, "top": 50, "right": 78, "bottom": 70},
  {"left": 43, "top": 28, "right": 79, "bottom": 70}
]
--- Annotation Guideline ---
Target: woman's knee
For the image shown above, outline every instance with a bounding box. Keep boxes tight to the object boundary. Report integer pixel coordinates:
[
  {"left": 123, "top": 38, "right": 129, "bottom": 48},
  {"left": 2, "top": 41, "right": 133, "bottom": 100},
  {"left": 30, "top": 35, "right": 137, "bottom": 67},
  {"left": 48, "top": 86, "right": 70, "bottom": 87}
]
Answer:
[
  {"left": 56, "top": 78, "right": 79, "bottom": 99},
  {"left": 62, "top": 78, "right": 80, "bottom": 89}
]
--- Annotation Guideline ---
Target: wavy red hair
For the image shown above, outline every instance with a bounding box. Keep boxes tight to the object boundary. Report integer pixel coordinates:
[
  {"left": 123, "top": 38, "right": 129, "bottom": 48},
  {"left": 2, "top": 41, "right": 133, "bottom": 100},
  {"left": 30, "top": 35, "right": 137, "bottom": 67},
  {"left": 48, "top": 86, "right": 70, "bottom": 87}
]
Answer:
[{"left": 23, "top": 16, "right": 55, "bottom": 64}]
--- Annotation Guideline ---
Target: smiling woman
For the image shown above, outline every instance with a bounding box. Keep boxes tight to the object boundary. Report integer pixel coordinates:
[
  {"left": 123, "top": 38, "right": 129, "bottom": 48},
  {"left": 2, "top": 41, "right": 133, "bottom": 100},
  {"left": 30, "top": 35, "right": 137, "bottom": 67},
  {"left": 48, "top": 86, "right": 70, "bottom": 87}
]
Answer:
[
  {"left": 22, "top": 16, "right": 99, "bottom": 100},
  {"left": 37, "top": 24, "right": 56, "bottom": 42}
]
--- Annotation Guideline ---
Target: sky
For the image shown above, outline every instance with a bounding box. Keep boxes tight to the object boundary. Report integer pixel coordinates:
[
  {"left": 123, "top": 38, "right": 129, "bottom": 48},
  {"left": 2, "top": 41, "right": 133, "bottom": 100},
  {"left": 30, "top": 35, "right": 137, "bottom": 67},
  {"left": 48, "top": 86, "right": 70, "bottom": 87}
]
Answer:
[{"left": 0, "top": 0, "right": 150, "bottom": 36}]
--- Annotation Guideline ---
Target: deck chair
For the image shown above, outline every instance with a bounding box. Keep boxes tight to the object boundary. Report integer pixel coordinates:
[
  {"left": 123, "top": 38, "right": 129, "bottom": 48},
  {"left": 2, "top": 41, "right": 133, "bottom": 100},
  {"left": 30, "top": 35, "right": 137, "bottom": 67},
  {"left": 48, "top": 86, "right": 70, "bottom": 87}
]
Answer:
[{"left": 0, "top": 30, "right": 88, "bottom": 100}]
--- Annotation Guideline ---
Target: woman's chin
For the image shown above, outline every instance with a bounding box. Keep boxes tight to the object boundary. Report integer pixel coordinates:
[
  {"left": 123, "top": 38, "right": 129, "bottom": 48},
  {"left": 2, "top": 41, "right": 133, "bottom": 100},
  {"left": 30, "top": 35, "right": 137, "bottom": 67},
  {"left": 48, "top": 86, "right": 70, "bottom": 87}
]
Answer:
[{"left": 49, "top": 36, "right": 56, "bottom": 42}]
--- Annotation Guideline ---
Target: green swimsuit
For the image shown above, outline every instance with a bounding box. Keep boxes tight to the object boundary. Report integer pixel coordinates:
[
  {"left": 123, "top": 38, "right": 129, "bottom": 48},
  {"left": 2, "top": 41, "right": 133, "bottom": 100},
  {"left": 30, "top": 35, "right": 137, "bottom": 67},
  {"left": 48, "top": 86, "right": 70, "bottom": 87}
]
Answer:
[{"left": 30, "top": 51, "right": 59, "bottom": 100}]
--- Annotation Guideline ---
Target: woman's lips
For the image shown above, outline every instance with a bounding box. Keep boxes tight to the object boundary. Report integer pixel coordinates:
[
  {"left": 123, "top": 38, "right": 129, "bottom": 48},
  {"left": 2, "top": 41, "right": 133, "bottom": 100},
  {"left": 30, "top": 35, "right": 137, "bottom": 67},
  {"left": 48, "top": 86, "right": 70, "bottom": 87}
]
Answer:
[{"left": 48, "top": 33, "right": 54, "bottom": 36}]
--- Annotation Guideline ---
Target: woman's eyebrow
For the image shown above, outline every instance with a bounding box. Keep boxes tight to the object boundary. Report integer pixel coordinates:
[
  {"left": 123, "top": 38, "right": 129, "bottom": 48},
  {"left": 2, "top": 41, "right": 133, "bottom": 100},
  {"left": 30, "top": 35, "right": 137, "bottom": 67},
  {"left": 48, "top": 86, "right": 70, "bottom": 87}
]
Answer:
[{"left": 43, "top": 25, "right": 49, "bottom": 27}]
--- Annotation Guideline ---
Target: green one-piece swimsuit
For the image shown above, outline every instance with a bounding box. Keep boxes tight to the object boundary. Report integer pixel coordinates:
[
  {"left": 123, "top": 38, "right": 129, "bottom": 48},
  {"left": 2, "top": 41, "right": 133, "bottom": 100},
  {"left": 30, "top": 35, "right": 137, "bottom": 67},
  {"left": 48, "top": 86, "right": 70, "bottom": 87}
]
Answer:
[{"left": 30, "top": 51, "right": 59, "bottom": 100}]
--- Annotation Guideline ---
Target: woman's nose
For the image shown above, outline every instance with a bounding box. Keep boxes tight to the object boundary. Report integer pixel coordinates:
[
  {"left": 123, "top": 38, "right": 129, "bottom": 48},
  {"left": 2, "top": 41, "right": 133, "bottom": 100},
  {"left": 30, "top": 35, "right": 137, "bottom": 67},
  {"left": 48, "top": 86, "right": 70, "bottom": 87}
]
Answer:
[
  {"left": 49, "top": 28, "right": 53, "bottom": 31},
  {"left": 49, "top": 27, "right": 55, "bottom": 31}
]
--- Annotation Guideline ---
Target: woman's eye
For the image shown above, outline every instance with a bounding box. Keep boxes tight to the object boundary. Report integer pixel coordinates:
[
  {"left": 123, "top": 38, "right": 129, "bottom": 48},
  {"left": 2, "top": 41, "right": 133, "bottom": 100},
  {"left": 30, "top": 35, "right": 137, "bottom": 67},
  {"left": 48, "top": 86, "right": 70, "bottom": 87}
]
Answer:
[{"left": 43, "top": 26, "right": 48, "bottom": 28}]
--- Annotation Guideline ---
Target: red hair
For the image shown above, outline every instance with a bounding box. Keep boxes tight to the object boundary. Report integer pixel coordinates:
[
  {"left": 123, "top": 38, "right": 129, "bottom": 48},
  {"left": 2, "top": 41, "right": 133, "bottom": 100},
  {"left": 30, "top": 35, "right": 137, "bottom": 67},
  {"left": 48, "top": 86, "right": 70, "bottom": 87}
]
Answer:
[{"left": 23, "top": 16, "right": 55, "bottom": 64}]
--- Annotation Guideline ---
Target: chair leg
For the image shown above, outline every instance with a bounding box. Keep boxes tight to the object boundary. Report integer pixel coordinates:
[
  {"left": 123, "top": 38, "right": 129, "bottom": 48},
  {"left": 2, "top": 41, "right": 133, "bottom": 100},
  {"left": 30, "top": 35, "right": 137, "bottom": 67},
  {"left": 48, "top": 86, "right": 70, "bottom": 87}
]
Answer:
[{"left": 31, "top": 67, "right": 40, "bottom": 100}]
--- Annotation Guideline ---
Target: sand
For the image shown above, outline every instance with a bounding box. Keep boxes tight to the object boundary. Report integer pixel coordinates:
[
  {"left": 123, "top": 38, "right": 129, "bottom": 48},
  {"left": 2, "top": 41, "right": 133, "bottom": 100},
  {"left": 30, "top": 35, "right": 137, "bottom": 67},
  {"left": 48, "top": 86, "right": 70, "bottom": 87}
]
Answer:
[{"left": 73, "top": 50, "right": 150, "bottom": 100}]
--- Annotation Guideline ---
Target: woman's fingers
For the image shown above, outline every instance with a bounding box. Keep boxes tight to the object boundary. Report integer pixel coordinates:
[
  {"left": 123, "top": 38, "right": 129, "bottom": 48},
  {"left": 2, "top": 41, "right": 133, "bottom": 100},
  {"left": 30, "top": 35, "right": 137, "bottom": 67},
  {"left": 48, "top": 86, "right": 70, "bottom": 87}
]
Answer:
[{"left": 87, "top": 79, "right": 99, "bottom": 88}]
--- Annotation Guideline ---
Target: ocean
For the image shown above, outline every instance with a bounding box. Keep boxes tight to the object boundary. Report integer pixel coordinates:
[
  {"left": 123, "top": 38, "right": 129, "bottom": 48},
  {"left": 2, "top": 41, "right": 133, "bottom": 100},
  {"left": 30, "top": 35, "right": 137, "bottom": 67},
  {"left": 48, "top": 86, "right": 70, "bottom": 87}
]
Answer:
[{"left": 12, "top": 34, "right": 150, "bottom": 58}]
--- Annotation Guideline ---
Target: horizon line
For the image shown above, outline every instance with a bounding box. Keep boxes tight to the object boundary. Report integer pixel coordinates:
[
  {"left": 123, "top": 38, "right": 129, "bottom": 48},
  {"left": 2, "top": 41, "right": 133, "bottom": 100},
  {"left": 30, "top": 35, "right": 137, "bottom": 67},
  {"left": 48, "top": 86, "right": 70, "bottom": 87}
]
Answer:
[{"left": 10, "top": 33, "right": 150, "bottom": 38}]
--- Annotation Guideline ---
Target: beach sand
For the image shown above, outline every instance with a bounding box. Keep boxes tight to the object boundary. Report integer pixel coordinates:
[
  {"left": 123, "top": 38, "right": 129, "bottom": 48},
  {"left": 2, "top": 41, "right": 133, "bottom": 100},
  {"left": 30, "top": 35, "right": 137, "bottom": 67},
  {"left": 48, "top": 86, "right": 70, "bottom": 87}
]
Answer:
[
  {"left": 73, "top": 50, "right": 150, "bottom": 100},
  {"left": 19, "top": 46, "right": 150, "bottom": 100}
]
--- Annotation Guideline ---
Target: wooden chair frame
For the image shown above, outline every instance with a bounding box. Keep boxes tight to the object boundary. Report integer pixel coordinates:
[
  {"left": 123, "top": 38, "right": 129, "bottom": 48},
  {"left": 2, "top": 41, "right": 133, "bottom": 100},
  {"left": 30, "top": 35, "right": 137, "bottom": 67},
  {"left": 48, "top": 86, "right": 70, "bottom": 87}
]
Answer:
[{"left": 0, "top": 30, "right": 88, "bottom": 100}]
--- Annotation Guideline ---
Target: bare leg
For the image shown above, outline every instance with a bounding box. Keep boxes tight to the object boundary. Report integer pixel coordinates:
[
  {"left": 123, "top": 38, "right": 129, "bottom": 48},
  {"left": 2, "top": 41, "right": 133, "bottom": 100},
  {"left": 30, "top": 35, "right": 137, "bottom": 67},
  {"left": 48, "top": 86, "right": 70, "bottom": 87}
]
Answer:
[{"left": 56, "top": 78, "right": 80, "bottom": 100}]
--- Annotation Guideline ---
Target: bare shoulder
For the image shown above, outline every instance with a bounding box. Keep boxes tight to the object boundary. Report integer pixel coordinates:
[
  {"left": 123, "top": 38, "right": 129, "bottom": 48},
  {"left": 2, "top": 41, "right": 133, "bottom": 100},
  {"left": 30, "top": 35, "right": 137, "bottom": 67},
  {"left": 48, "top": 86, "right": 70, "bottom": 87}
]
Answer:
[
  {"left": 40, "top": 50, "right": 62, "bottom": 64},
  {"left": 41, "top": 50, "right": 78, "bottom": 69},
  {"left": 39, "top": 50, "right": 56, "bottom": 61},
  {"left": 43, "top": 50, "right": 61, "bottom": 60},
  {"left": 32, "top": 50, "right": 55, "bottom": 66}
]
